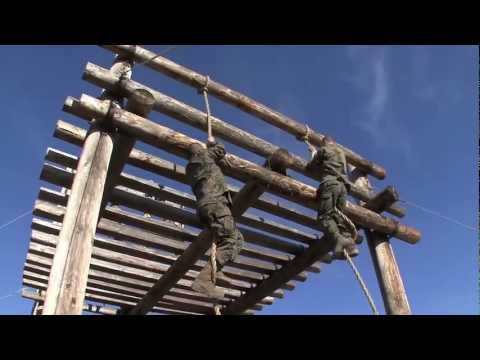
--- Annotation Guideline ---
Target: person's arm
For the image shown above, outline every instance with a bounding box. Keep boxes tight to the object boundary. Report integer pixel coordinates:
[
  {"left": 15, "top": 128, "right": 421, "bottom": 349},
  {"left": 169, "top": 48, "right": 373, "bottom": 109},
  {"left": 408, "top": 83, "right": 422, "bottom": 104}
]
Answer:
[{"left": 306, "top": 141, "right": 318, "bottom": 159}]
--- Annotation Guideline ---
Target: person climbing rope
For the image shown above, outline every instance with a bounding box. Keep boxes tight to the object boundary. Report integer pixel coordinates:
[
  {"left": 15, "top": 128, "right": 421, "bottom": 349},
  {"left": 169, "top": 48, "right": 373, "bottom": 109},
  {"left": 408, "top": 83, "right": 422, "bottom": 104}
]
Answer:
[
  {"left": 302, "top": 129, "right": 359, "bottom": 260},
  {"left": 186, "top": 140, "right": 244, "bottom": 299}
]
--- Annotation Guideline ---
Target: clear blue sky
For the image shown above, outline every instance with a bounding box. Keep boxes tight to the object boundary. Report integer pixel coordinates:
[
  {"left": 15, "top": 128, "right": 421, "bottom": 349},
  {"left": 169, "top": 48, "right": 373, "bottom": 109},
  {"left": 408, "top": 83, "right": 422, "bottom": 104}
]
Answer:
[{"left": 0, "top": 45, "right": 477, "bottom": 315}]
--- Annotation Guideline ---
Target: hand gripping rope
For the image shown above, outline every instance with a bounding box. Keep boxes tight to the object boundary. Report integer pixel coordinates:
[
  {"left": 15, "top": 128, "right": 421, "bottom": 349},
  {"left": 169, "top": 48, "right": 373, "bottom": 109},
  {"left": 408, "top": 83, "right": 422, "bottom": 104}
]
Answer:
[{"left": 198, "top": 75, "right": 222, "bottom": 316}]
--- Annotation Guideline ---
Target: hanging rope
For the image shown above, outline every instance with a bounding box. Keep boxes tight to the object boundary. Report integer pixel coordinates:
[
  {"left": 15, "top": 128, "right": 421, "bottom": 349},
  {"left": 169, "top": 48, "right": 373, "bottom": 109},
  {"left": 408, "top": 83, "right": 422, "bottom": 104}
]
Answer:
[
  {"left": 198, "top": 74, "right": 221, "bottom": 316},
  {"left": 343, "top": 249, "right": 379, "bottom": 315},
  {"left": 334, "top": 206, "right": 358, "bottom": 242},
  {"left": 199, "top": 75, "right": 214, "bottom": 142}
]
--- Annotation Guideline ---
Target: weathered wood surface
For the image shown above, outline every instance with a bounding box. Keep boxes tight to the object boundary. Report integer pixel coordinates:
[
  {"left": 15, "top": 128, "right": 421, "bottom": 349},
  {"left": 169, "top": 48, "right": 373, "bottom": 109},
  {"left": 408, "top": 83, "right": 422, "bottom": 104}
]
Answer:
[
  {"left": 83, "top": 62, "right": 404, "bottom": 217},
  {"left": 99, "top": 88, "right": 155, "bottom": 217},
  {"left": 27, "top": 239, "right": 279, "bottom": 303},
  {"left": 51, "top": 119, "right": 354, "bottom": 251},
  {"left": 44, "top": 147, "right": 325, "bottom": 256},
  {"left": 100, "top": 45, "right": 387, "bottom": 180},
  {"left": 27, "top": 228, "right": 271, "bottom": 310},
  {"left": 33, "top": 199, "right": 312, "bottom": 284},
  {"left": 67, "top": 94, "right": 421, "bottom": 243},
  {"left": 350, "top": 170, "right": 411, "bottom": 315},
  {"left": 42, "top": 55, "right": 136, "bottom": 315},
  {"left": 23, "top": 288, "right": 118, "bottom": 315},
  {"left": 39, "top": 162, "right": 320, "bottom": 276}
]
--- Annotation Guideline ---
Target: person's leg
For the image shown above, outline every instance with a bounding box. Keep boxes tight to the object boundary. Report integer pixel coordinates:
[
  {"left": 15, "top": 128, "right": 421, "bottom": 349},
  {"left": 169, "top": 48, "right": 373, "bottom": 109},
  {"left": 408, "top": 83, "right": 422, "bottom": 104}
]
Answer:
[
  {"left": 336, "top": 183, "right": 359, "bottom": 257},
  {"left": 318, "top": 182, "right": 353, "bottom": 259},
  {"left": 191, "top": 204, "right": 225, "bottom": 299}
]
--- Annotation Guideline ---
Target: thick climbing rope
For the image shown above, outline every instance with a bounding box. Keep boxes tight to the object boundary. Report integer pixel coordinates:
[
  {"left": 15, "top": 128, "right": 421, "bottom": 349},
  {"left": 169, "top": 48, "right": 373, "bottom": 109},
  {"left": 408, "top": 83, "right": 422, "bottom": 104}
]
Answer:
[
  {"left": 199, "top": 75, "right": 222, "bottom": 316},
  {"left": 300, "top": 123, "right": 378, "bottom": 315},
  {"left": 343, "top": 249, "right": 379, "bottom": 315}
]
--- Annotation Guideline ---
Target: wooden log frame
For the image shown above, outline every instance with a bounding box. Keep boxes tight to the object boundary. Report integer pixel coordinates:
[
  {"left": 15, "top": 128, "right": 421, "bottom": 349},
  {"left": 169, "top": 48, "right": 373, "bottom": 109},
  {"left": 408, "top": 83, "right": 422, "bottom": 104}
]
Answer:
[
  {"left": 67, "top": 93, "right": 421, "bottom": 244},
  {"left": 25, "top": 227, "right": 264, "bottom": 313},
  {"left": 39, "top": 162, "right": 321, "bottom": 279},
  {"left": 101, "top": 45, "right": 387, "bottom": 180},
  {"left": 44, "top": 146, "right": 329, "bottom": 261},
  {"left": 350, "top": 169, "right": 411, "bottom": 315},
  {"left": 42, "top": 56, "right": 156, "bottom": 314},
  {"left": 83, "top": 62, "right": 405, "bottom": 218},
  {"left": 26, "top": 233, "right": 278, "bottom": 305},
  {"left": 126, "top": 152, "right": 291, "bottom": 315},
  {"left": 33, "top": 196, "right": 314, "bottom": 286},
  {"left": 222, "top": 182, "right": 412, "bottom": 314},
  {"left": 53, "top": 120, "right": 336, "bottom": 245}
]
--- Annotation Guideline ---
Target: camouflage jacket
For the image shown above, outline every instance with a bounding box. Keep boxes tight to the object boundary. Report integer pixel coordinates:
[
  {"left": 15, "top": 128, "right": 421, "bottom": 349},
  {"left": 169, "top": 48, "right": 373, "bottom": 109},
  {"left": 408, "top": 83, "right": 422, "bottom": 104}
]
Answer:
[
  {"left": 186, "top": 149, "right": 232, "bottom": 208},
  {"left": 307, "top": 143, "right": 352, "bottom": 190}
]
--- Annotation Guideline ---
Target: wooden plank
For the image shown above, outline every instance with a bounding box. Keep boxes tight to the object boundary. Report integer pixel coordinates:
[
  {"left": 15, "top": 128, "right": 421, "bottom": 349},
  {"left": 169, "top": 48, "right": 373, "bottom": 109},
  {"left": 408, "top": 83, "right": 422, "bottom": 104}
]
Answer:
[
  {"left": 24, "top": 278, "right": 218, "bottom": 315},
  {"left": 100, "top": 45, "right": 387, "bottom": 180},
  {"left": 128, "top": 154, "right": 291, "bottom": 315},
  {"left": 26, "top": 244, "right": 279, "bottom": 303},
  {"left": 53, "top": 120, "right": 335, "bottom": 237},
  {"left": 350, "top": 170, "right": 411, "bottom": 315},
  {"left": 42, "top": 55, "right": 135, "bottom": 315},
  {"left": 29, "top": 220, "right": 288, "bottom": 292},
  {"left": 39, "top": 162, "right": 318, "bottom": 275},
  {"left": 83, "top": 62, "right": 405, "bottom": 217},
  {"left": 46, "top": 147, "right": 323, "bottom": 253},
  {"left": 68, "top": 94, "right": 421, "bottom": 243}
]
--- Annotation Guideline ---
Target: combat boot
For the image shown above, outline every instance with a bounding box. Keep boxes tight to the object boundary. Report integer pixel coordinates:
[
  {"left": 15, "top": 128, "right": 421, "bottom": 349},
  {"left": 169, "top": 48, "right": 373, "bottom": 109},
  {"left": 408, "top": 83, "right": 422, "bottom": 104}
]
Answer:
[
  {"left": 192, "top": 262, "right": 225, "bottom": 300},
  {"left": 333, "top": 233, "right": 359, "bottom": 260}
]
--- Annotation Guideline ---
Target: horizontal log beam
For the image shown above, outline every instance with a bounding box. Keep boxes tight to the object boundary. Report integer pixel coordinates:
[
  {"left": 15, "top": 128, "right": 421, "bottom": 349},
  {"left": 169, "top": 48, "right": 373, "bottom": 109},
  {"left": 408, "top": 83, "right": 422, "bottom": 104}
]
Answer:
[
  {"left": 22, "top": 288, "right": 118, "bottom": 315},
  {"left": 39, "top": 163, "right": 318, "bottom": 279},
  {"left": 83, "top": 62, "right": 404, "bottom": 217},
  {"left": 67, "top": 94, "right": 421, "bottom": 244},
  {"left": 26, "top": 240, "right": 278, "bottom": 303},
  {"left": 100, "top": 45, "right": 387, "bottom": 180},
  {"left": 44, "top": 147, "right": 324, "bottom": 257},
  {"left": 27, "top": 229, "right": 270, "bottom": 310},
  {"left": 52, "top": 120, "right": 331, "bottom": 243}
]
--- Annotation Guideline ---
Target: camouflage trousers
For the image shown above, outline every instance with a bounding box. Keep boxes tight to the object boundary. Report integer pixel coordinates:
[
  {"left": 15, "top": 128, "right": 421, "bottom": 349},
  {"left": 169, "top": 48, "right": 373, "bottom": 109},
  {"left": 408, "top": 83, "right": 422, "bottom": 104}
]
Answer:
[
  {"left": 316, "top": 180, "right": 353, "bottom": 245},
  {"left": 197, "top": 197, "right": 244, "bottom": 270}
]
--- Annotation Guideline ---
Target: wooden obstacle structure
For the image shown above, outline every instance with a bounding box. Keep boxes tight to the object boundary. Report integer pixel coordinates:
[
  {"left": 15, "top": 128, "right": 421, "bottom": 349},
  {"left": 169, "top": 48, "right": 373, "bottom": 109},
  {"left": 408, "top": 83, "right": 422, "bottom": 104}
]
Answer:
[{"left": 22, "top": 45, "right": 421, "bottom": 315}]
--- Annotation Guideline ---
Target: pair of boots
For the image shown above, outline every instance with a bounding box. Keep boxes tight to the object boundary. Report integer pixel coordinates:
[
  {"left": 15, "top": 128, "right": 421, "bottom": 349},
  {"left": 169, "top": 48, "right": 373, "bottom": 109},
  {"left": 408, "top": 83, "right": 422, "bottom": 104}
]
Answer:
[
  {"left": 332, "top": 233, "right": 359, "bottom": 260},
  {"left": 191, "top": 262, "right": 232, "bottom": 300}
]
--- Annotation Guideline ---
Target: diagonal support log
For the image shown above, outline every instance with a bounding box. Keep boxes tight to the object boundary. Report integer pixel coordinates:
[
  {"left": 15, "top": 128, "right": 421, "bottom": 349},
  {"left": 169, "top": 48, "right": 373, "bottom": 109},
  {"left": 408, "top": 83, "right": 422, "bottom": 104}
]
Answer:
[
  {"left": 350, "top": 169, "right": 412, "bottom": 315},
  {"left": 100, "top": 45, "right": 387, "bottom": 180},
  {"left": 82, "top": 62, "right": 404, "bottom": 218},
  {"left": 65, "top": 94, "right": 421, "bottom": 244},
  {"left": 128, "top": 149, "right": 293, "bottom": 315}
]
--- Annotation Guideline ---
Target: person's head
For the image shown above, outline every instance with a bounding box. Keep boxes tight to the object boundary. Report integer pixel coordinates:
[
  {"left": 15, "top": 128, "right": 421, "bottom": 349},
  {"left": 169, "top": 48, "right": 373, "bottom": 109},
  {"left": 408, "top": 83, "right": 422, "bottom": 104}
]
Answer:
[
  {"left": 321, "top": 135, "right": 335, "bottom": 146},
  {"left": 207, "top": 141, "right": 226, "bottom": 162},
  {"left": 189, "top": 143, "right": 204, "bottom": 158}
]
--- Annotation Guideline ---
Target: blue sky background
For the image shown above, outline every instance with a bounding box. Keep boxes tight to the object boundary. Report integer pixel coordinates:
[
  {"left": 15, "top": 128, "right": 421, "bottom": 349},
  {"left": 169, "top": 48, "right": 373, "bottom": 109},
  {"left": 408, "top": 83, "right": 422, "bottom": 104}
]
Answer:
[{"left": 0, "top": 45, "right": 477, "bottom": 315}]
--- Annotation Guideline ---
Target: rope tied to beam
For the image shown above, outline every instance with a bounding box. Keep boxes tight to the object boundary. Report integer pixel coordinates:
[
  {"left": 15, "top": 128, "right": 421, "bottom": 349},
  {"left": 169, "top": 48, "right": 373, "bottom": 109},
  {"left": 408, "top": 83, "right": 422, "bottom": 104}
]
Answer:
[
  {"left": 198, "top": 74, "right": 222, "bottom": 316},
  {"left": 198, "top": 75, "right": 214, "bottom": 143}
]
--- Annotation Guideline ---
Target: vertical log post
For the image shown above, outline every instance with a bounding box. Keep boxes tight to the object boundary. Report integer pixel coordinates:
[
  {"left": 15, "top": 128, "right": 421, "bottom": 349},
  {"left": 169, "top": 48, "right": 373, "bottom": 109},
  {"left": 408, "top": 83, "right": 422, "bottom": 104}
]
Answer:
[
  {"left": 350, "top": 168, "right": 411, "bottom": 315},
  {"left": 42, "top": 55, "right": 135, "bottom": 315}
]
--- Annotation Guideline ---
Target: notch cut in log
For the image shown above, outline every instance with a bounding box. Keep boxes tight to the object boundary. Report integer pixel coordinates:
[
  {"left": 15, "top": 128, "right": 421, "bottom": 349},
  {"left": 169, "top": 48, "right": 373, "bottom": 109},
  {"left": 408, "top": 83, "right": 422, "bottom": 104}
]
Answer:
[
  {"left": 82, "top": 62, "right": 404, "bottom": 218},
  {"left": 66, "top": 94, "right": 421, "bottom": 244},
  {"left": 100, "top": 45, "right": 387, "bottom": 180},
  {"left": 351, "top": 170, "right": 411, "bottom": 315}
]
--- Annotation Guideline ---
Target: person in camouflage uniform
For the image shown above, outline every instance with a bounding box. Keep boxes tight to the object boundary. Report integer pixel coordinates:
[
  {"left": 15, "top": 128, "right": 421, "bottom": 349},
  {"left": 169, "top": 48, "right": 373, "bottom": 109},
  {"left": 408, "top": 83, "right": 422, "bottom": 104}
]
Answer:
[
  {"left": 186, "top": 140, "right": 244, "bottom": 299},
  {"left": 306, "top": 136, "right": 359, "bottom": 260}
]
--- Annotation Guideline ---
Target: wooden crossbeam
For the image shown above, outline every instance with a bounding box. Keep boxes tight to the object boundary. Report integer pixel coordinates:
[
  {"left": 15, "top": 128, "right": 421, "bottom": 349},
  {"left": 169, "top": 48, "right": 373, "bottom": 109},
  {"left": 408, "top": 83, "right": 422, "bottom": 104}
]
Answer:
[
  {"left": 39, "top": 162, "right": 319, "bottom": 276},
  {"left": 350, "top": 171, "right": 412, "bottom": 315},
  {"left": 101, "top": 45, "right": 387, "bottom": 180},
  {"left": 127, "top": 149, "right": 290, "bottom": 315},
  {"left": 66, "top": 94, "right": 421, "bottom": 243},
  {"left": 83, "top": 62, "right": 405, "bottom": 218}
]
